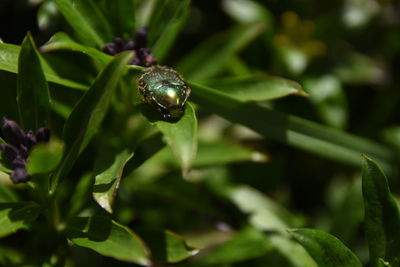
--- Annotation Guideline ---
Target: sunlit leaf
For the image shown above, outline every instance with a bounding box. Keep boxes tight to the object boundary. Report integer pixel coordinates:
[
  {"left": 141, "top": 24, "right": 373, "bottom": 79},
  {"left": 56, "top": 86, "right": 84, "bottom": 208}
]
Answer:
[
  {"left": 0, "top": 43, "right": 88, "bottom": 90},
  {"left": 93, "top": 149, "right": 134, "bottom": 213},
  {"left": 140, "top": 229, "right": 198, "bottom": 263},
  {"left": 54, "top": 0, "right": 113, "bottom": 47},
  {"left": 0, "top": 184, "right": 18, "bottom": 202},
  {"left": 50, "top": 52, "right": 132, "bottom": 194},
  {"left": 194, "top": 141, "right": 268, "bottom": 167},
  {"left": 17, "top": 33, "right": 51, "bottom": 130},
  {"left": 222, "top": 0, "right": 274, "bottom": 24},
  {"left": 65, "top": 216, "right": 150, "bottom": 265},
  {"left": 41, "top": 32, "right": 112, "bottom": 65},
  {"left": 0, "top": 202, "right": 41, "bottom": 238},
  {"left": 26, "top": 139, "right": 64, "bottom": 175},
  {"left": 289, "top": 228, "right": 362, "bottom": 267},
  {"left": 209, "top": 74, "right": 307, "bottom": 102},
  {"left": 155, "top": 103, "right": 197, "bottom": 176},
  {"left": 362, "top": 155, "right": 400, "bottom": 266}
]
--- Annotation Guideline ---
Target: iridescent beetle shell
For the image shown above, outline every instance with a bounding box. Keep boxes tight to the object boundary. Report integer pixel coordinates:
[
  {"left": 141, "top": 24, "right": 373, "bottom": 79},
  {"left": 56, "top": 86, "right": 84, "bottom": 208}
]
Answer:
[{"left": 137, "top": 65, "right": 191, "bottom": 121}]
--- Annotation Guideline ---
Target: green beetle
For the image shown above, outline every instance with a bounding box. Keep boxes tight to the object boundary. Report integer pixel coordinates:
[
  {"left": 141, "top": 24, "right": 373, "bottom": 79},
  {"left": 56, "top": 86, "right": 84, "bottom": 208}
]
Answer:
[{"left": 137, "top": 65, "right": 191, "bottom": 121}]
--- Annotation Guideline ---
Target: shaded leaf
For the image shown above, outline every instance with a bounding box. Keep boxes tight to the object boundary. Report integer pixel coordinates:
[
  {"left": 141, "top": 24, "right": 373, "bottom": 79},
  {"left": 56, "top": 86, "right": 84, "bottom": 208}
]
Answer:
[
  {"left": 0, "top": 245, "right": 25, "bottom": 266},
  {"left": 189, "top": 81, "right": 395, "bottom": 174},
  {"left": 93, "top": 149, "right": 134, "bottom": 213},
  {"left": 0, "top": 202, "right": 41, "bottom": 238},
  {"left": 155, "top": 103, "right": 197, "bottom": 176},
  {"left": 0, "top": 43, "right": 88, "bottom": 90},
  {"left": 149, "top": 0, "right": 191, "bottom": 62},
  {"left": 54, "top": 0, "right": 112, "bottom": 47},
  {"left": 362, "top": 155, "right": 400, "bottom": 266},
  {"left": 26, "top": 139, "right": 64, "bottom": 175},
  {"left": 67, "top": 173, "right": 94, "bottom": 218},
  {"left": 177, "top": 23, "right": 266, "bottom": 81},
  {"left": 140, "top": 229, "right": 198, "bottom": 263},
  {"left": 209, "top": 74, "right": 307, "bottom": 102},
  {"left": 0, "top": 72, "right": 18, "bottom": 119},
  {"left": 41, "top": 32, "right": 112, "bottom": 65},
  {"left": 65, "top": 216, "right": 150, "bottom": 265},
  {"left": 17, "top": 33, "right": 51, "bottom": 130},
  {"left": 50, "top": 52, "right": 132, "bottom": 194},
  {"left": 103, "top": 0, "right": 136, "bottom": 39},
  {"left": 289, "top": 228, "right": 362, "bottom": 267}
]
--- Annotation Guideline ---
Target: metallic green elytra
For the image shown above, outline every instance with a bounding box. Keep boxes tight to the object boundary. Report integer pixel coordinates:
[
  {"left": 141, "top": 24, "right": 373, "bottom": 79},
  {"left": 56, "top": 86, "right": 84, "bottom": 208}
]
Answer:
[{"left": 137, "top": 65, "right": 191, "bottom": 121}]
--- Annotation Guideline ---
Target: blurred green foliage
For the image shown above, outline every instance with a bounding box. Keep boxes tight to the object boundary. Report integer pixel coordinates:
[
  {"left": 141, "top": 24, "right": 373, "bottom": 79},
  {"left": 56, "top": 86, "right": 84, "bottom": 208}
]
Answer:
[{"left": 0, "top": 0, "right": 400, "bottom": 266}]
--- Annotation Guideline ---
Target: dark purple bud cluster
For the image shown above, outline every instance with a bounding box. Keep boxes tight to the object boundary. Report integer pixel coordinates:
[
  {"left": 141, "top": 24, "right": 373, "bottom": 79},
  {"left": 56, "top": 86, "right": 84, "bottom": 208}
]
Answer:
[
  {"left": 103, "top": 28, "right": 157, "bottom": 67},
  {"left": 0, "top": 118, "right": 50, "bottom": 183}
]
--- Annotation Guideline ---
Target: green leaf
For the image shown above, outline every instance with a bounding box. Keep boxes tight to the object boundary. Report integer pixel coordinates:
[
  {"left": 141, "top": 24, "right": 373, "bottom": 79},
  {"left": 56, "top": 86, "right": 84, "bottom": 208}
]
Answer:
[
  {"left": 17, "top": 33, "right": 51, "bottom": 130},
  {"left": 50, "top": 52, "right": 132, "bottom": 194},
  {"left": 0, "top": 184, "right": 18, "bottom": 202},
  {"left": 67, "top": 173, "right": 94, "bottom": 218},
  {"left": 149, "top": 0, "right": 191, "bottom": 62},
  {"left": 93, "top": 149, "right": 134, "bottom": 213},
  {"left": 303, "top": 75, "right": 348, "bottom": 129},
  {"left": 103, "top": 0, "right": 136, "bottom": 39},
  {"left": 177, "top": 22, "right": 266, "bottom": 81},
  {"left": 41, "top": 32, "right": 112, "bottom": 65},
  {"left": 189, "top": 81, "right": 395, "bottom": 174},
  {"left": 65, "top": 216, "right": 150, "bottom": 265},
  {"left": 140, "top": 229, "right": 198, "bottom": 263},
  {"left": 289, "top": 228, "right": 362, "bottom": 267},
  {"left": 226, "top": 186, "right": 317, "bottom": 267},
  {"left": 208, "top": 74, "right": 307, "bottom": 102},
  {"left": 197, "top": 226, "right": 273, "bottom": 265},
  {"left": 0, "top": 43, "right": 88, "bottom": 90},
  {"left": 54, "top": 0, "right": 113, "bottom": 48},
  {"left": 228, "top": 186, "right": 292, "bottom": 232},
  {"left": 0, "top": 245, "right": 25, "bottom": 266},
  {"left": 0, "top": 202, "right": 41, "bottom": 238},
  {"left": 362, "top": 155, "right": 400, "bottom": 266},
  {"left": 378, "top": 258, "right": 393, "bottom": 267},
  {"left": 0, "top": 71, "right": 18, "bottom": 119},
  {"left": 222, "top": 0, "right": 274, "bottom": 24},
  {"left": 194, "top": 141, "right": 268, "bottom": 167},
  {"left": 26, "top": 139, "right": 64, "bottom": 175},
  {"left": 155, "top": 103, "right": 197, "bottom": 176}
]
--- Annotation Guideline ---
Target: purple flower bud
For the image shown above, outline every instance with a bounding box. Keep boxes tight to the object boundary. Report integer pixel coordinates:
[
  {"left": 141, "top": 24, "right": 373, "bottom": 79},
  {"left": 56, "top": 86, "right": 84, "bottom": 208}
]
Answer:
[
  {"left": 130, "top": 57, "right": 140, "bottom": 65},
  {"left": 36, "top": 127, "right": 50, "bottom": 143},
  {"left": 124, "top": 40, "right": 135, "bottom": 50},
  {"left": 25, "top": 130, "right": 37, "bottom": 150},
  {"left": 10, "top": 168, "right": 30, "bottom": 184},
  {"left": 134, "top": 28, "right": 148, "bottom": 48},
  {"left": 103, "top": 43, "right": 117, "bottom": 55},
  {"left": 12, "top": 156, "right": 26, "bottom": 168},
  {"left": 1, "top": 144, "right": 19, "bottom": 161},
  {"left": 113, "top": 37, "right": 124, "bottom": 51},
  {"left": 1, "top": 118, "right": 26, "bottom": 147},
  {"left": 19, "top": 145, "right": 29, "bottom": 158}
]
